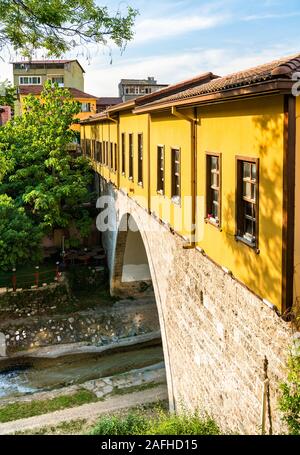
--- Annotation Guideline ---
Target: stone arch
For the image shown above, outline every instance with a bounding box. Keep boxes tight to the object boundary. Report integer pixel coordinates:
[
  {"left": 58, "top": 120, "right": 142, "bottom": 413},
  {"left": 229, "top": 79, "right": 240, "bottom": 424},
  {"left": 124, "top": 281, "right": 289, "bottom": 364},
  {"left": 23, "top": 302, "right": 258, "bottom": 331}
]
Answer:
[{"left": 111, "top": 210, "right": 175, "bottom": 411}]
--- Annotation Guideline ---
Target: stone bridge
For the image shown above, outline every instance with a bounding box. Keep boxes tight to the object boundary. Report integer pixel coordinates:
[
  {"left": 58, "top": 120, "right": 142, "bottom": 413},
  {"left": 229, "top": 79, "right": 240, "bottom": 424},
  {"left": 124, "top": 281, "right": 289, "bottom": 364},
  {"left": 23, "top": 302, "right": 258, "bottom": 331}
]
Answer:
[{"left": 98, "top": 178, "right": 293, "bottom": 435}]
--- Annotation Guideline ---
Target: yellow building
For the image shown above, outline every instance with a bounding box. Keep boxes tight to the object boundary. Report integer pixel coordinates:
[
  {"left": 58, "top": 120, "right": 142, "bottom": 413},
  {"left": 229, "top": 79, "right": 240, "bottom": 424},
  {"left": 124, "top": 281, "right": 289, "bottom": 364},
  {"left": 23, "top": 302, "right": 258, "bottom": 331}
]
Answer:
[
  {"left": 81, "top": 54, "right": 300, "bottom": 314},
  {"left": 12, "top": 59, "right": 97, "bottom": 130}
]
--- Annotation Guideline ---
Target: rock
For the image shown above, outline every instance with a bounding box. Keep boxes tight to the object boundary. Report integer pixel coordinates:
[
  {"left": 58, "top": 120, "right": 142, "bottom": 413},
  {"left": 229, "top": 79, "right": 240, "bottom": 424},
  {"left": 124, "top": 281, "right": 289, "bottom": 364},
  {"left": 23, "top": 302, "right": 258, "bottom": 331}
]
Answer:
[
  {"left": 68, "top": 317, "right": 75, "bottom": 324},
  {"left": 0, "top": 332, "right": 6, "bottom": 356},
  {"left": 57, "top": 335, "right": 61, "bottom": 342},
  {"left": 102, "top": 385, "right": 113, "bottom": 395}
]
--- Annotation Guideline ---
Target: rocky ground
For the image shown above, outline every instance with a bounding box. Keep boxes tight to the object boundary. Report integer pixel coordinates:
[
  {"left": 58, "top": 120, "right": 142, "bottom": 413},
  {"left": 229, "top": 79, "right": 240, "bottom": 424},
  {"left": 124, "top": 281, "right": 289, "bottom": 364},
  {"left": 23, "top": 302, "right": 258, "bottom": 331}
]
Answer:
[{"left": 0, "top": 296, "right": 160, "bottom": 353}]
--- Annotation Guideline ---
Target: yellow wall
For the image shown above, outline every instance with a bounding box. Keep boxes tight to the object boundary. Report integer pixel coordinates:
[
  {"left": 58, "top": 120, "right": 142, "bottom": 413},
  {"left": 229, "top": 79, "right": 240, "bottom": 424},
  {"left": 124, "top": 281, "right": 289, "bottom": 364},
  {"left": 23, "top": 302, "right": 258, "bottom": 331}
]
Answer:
[
  {"left": 81, "top": 94, "right": 291, "bottom": 311},
  {"left": 119, "top": 112, "right": 149, "bottom": 210},
  {"left": 196, "top": 95, "right": 285, "bottom": 309},
  {"left": 150, "top": 110, "right": 193, "bottom": 239},
  {"left": 73, "top": 98, "right": 97, "bottom": 131},
  {"left": 13, "top": 61, "right": 84, "bottom": 90},
  {"left": 295, "top": 97, "right": 300, "bottom": 307}
]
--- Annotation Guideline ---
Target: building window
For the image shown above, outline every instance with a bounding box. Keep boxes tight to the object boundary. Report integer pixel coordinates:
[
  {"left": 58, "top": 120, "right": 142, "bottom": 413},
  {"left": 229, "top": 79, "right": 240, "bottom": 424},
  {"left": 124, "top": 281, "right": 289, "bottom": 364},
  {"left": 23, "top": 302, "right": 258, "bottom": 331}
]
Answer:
[
  {"left": 86, "top": 140, "right": 91, "bottom": 157},
  {"left": 129, "top": 133, "right": 134, "bottom": 180},
  {"left": 95, "top": 141, "right": 101, "bottom": 162},
  {"left": 19, "top": 76, "right": 41, "bottom": 85},
  {"left": 121, "top": 133, "right": 126, "bottom": 175},
  {"left": 51, "top": 76, "right": 64, "bottom": 86},
  {"left": 114, "top": 144, "right": 118, "bottom": 172},
  {"left": 206, "top": 154, "right": 221, "bottom": 227},
  {"left": 80, "top": 138, "right": 86, "bottom": 154},
  {"left": 171, "top": 148, "right": 180, "bottom": 203},
  {"left": 104, "top": 141, "right": 108, "bottom": 166},
  {"left": 106, "top": 142, "right": 109, "bottom": 166},
  {"left": 99, "top": 142, "right": 103, "bottom": 164},
  {"left": 157, "top": 145, "right": 164, "bottom": 194},
  {"left": 138, "top": 133, "right": 143, "bottom": 185},
  {"left": 110, "top": 143, "right": 113, "bottom": 170},
  {"left": 81, "top": 103, "right": 91, "bottom": 112},
  {"left": 236, "top": 158, "right": 259, "bottom": 248}
]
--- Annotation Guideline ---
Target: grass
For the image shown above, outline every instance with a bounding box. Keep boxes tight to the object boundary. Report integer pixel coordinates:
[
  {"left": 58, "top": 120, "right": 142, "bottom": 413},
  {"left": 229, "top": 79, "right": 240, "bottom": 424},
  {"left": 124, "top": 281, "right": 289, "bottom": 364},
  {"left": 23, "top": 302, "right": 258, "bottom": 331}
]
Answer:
[
  {"left": 90, "top": 405, "right": 221, "bottom": 435},
  {"left": 11, "top": 402, "right": 221, "bottom": 436},
  {"left": 0, "top": 389, "right": 98, "bottom": 423},
  {"left": 14, "top": 419, "right": 88, "bottom": 435}
]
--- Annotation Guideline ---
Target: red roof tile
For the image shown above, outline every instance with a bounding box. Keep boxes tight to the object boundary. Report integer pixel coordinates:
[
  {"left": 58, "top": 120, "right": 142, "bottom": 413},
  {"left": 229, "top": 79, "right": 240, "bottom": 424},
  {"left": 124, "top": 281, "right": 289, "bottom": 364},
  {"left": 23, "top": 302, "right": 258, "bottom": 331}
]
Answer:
[
  {"left": 19, "top": 85, "right": 96, "bottom": 99},
  {"left": 135, "top": 53, "right": 300, "bottom": 110}
]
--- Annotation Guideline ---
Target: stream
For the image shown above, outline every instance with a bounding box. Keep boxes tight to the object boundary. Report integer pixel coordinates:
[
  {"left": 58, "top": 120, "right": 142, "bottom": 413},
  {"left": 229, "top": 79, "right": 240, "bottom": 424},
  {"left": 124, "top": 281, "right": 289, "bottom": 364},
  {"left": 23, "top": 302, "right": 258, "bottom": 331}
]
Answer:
[{"left": 0, "top": 340, "right": 164, "bottom": 399}]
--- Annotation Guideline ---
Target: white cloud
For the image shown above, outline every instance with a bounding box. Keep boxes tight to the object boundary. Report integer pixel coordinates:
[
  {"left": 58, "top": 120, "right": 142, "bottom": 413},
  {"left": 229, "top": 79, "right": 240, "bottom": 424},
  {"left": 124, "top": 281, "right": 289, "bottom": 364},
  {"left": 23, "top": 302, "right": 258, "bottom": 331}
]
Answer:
[
  {"left": 243, "top": 11, "right": 300, "bottom": 21},
  {"left": 133, "top": 13, "right": 229, "bottom": 44},
  {"left": 84, "top": 44, "right": 300, "bottom": 96}
]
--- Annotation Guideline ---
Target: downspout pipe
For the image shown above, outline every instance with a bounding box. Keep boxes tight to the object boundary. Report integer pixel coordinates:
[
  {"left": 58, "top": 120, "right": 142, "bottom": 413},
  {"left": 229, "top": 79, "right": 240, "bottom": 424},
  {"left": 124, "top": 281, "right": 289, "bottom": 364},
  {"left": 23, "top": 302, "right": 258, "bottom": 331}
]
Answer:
[{"left": 171, "top": 106, "right": 197, "bottom": 248}]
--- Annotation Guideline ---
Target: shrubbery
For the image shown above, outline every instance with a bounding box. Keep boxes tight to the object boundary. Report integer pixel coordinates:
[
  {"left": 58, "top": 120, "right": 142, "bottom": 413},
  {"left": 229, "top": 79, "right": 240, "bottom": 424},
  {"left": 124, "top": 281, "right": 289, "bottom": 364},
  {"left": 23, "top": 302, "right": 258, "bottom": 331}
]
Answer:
[{"left": 90, "top": 407, "right": 220, "bottom": 435}]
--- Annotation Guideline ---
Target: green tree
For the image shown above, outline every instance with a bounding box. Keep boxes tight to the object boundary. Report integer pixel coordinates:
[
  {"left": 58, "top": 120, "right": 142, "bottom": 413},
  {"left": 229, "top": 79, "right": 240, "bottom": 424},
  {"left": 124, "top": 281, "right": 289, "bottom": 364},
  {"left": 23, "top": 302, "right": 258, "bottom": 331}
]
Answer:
[
  {"left": 0, "top": 194, "right": 43, "bottom": 269},
  {"left": 0, "top": 81, "right": 94, "bottom": 259},
  {"left": 279, "top": 352, "right": 300, "bottom": 435},
  {"left": 0, "top": 80, "right": 17, "bottom": 108},
  {"left": 0, "top": 0, "right": 138, "bottom": 57}
]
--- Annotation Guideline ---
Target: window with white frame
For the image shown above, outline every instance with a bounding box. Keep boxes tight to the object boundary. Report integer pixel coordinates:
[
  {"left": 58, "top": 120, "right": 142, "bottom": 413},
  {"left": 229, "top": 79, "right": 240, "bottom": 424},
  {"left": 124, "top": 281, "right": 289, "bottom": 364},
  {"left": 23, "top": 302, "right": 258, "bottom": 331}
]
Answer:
[{"left": 19, "top": 76, "right": 41, "bottom": 85}]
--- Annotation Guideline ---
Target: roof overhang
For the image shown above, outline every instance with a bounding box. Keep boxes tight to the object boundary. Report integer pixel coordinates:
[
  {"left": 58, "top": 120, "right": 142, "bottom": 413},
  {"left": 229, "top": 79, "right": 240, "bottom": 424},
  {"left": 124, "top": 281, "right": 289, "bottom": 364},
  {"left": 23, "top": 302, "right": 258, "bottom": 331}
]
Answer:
[{"left": 133, "top": 79, "right": 294, "bottom": 114}]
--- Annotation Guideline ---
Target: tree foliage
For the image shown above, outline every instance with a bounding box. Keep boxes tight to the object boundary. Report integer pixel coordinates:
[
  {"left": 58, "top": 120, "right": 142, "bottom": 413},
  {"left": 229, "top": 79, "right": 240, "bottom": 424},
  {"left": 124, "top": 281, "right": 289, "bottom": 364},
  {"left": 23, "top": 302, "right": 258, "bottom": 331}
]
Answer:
[
  {"left": 279, "top": 351, "right": 300, "bottom": 435},
  {"left": 0, "top": 0, "right": 138, "bottom": 57},
  {"left": 0, "top": 80, "right": 17, "bottom": 108},
  {"left": 0, "top": 194, "right": 43, "bottom": 269},
  {"left": 0, "top": 81, "right": 94, "bottom": 269}
]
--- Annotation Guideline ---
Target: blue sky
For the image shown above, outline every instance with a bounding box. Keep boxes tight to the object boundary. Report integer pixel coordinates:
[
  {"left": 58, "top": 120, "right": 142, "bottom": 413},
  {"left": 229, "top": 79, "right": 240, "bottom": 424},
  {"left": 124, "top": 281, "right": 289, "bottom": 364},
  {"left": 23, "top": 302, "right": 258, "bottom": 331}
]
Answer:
[{"left": 2, "top": 0, "right": 300, "bottom": 96}]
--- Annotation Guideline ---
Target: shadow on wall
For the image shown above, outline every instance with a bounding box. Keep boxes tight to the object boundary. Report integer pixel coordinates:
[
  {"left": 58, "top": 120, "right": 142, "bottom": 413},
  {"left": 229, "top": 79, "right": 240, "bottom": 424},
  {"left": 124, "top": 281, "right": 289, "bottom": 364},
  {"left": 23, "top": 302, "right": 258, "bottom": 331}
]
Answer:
[{"left": 222, "top": 114, "right": 284, "bottom": 311}]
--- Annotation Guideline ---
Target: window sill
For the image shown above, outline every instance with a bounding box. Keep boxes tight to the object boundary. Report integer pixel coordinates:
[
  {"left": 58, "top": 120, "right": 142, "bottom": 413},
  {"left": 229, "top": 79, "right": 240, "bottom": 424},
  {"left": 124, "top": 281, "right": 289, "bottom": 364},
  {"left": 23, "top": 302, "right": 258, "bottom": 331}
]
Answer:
[
  {"left": 138, "top": 182, "right": 143, "bottom": 187},
  {"left": 205, "top": 218, "right": 221, "bottom": 230},
  {"left": 157, "top": 190, "right": 164, "bottom": 196},
  {"left": 235, "top": 235, "right": 259, "bottom": 253},
  {"left": 122, "top": 172, "right": 126, "bottom": 177},
  {"left": 128, "top": 176, "right": 133, "bottom": 182}
]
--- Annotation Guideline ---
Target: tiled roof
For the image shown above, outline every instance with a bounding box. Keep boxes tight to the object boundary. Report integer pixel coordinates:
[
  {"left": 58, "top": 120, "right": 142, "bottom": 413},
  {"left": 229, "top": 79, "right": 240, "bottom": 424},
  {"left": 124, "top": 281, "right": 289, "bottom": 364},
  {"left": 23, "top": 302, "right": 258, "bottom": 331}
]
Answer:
[
  {"left": 136, "top": 53, "right": 300, "bottom": 109},
  {"left": 96, "top": 97, "right": 122, "bottom": 105},
  {"left": 135, "top": 72, "right": 218, "bottom": 105},
  {"left": 80, "top": 110, "right": 111, "bottom": 123},
  {"left": 19, "top": 86, "right": 97, "bottom": 99}
]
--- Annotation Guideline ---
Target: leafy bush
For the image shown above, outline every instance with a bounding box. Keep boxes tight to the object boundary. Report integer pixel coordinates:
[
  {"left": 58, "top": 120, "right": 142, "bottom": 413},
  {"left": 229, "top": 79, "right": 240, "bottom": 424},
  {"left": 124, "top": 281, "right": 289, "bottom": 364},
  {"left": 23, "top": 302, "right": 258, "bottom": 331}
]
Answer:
[
  {"left": 90, "top": 408, "right": 220, "bottom": 435},
  {"left": 145, "top": 410, "right": 220, "bottom": 435},
  {"left": 90, "top": 412, "right": 148, "bottom": 435},
  {"left": 279, "top": 351, "right": 300, "bottom": 435}
]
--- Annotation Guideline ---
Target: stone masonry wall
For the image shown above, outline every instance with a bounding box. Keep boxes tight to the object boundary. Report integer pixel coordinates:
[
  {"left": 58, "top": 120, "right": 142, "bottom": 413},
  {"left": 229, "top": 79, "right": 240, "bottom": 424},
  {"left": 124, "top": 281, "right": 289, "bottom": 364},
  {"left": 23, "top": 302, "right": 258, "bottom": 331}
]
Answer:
[
  {"left": 101, "top": 179, "right": 295, "bottom": 435},
  {"left": 0, "top": 281, "right": 71, "bottom": 320}
]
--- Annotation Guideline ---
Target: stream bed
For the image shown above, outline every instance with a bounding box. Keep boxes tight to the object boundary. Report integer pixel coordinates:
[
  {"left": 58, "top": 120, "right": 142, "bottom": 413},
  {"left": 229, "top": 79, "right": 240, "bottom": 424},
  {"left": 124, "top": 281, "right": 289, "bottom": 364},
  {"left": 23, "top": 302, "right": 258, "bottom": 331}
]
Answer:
[{"left": 0, "top": 339, "right": 164, "bottom": 399}]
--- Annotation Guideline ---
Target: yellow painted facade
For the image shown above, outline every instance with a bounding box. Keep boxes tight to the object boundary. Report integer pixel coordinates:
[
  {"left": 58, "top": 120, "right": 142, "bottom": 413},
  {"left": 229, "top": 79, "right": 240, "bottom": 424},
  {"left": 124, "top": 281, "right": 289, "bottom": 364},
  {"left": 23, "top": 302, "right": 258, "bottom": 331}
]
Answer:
[
  {"left": 196, "top": 96, "right": 285, "bottom": 309},
  {"left": 81, "top": 93, "right": 299, "bottom": 313}
]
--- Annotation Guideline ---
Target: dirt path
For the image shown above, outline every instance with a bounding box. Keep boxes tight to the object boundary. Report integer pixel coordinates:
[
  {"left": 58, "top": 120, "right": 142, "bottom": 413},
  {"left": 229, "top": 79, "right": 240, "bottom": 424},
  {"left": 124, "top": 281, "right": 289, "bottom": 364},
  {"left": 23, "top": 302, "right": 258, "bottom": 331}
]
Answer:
[{"left": 0, "top": 385, "right": 167, "bottom": 435}]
